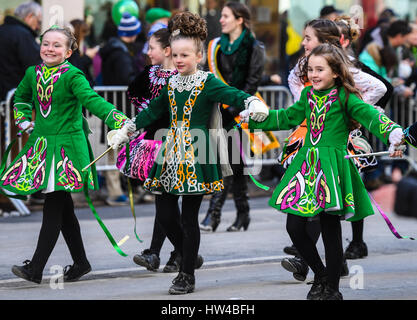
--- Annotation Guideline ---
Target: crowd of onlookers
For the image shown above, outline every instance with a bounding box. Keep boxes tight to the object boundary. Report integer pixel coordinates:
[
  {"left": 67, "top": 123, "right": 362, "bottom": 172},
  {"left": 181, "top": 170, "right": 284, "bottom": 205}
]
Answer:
[{"left": 1, "top": 1, "right": 417, "bottom": 214}]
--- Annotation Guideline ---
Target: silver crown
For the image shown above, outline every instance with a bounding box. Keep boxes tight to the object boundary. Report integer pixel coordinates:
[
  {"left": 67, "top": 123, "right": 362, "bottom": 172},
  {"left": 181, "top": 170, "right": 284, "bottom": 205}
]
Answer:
[{"left": 172, "top": 29, "right": 181, "bottom": 37}]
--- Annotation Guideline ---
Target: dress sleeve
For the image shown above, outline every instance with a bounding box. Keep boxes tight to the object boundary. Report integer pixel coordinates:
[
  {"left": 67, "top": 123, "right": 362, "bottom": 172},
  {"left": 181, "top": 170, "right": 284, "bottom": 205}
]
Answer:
[
  {"left": 135, "top": 84, "right": 169, "bottom": 129},
  {"left": 13, "top": 67, "right": 34, "bottom": 129},
  {"left": 350, "top": 67, "right": 387, "bottom": 105},
  {"left": 70, "top": 69, "right": 129, "bottom": 130},
  {"left": 205, "top": 75, "right": 252, "bottom": 110},
  {"left": 346, "top": 91, "right": 402, "bottom": 144},
  {"left": 249, "top": 87, "right": 307, "bottom": 131}
]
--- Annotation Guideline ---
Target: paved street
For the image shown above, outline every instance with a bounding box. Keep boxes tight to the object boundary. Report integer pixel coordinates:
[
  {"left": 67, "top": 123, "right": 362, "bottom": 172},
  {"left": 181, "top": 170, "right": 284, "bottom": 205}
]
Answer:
[{"left": 1, "top": 184, "right": 417, "bottom": 302}]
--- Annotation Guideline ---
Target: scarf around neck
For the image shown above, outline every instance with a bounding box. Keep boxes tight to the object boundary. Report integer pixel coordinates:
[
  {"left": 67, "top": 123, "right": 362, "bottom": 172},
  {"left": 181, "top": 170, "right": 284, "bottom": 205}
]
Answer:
[{"left": 218, "top": 28, "right": 255, "bottom": 89}]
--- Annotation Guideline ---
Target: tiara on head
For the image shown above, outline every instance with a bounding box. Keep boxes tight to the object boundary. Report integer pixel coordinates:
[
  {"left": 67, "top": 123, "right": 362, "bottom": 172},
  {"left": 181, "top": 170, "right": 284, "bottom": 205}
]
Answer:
[{"left": 172, "top": 29, "right": 181, "bottom": 37}]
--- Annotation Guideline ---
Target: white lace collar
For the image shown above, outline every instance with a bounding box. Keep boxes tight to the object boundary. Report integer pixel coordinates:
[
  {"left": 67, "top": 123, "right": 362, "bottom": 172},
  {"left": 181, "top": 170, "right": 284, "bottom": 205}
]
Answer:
[{"left": 169, "top": 70, "right": 208, "bottom": 92}]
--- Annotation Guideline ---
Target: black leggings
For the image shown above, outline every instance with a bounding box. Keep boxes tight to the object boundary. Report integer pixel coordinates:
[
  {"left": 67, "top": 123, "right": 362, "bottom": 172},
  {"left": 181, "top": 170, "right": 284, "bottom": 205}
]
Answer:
[
  {"left": 30, "top": 191, "right": 89, "bottom": 274},
  {"left": 286, "top": 212, "right": 343, "bottom": 290},
  {"left": 148, "top": 201, "right": 180, "bottom": 256},
  {"left": 155, "top": 193, "right": 203, "bottom": 275}
]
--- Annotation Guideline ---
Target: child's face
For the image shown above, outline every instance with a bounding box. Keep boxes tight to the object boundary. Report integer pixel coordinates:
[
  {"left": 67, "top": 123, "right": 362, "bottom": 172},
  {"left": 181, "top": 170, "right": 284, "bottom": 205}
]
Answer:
[
  {"left": 40, "top": 31, "right": 72, "bottom": 67},
  {"left": 171, "top": 38, "right": 202, "bottom": 76},
  {"left": 307, "top": 55, "right": 338, "bottom": 91},
  {"left": 147, "top": 36, "right": 167, "bottom": 65},
  {"left": 302, "top": 26, "right": 320, "bottom": 56}
]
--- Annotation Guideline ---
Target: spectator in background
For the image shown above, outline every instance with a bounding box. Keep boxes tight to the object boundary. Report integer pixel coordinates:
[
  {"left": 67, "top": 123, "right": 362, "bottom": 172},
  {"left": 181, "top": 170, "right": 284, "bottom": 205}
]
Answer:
[
  {"left": 99, "top": 12, "right": 142, "bottom": 206},
  {"left": 0, "top": 1, "right": 43, "bottom": 209},
  {"left": 359, "top": 20, "right": 413, "bottom": 98},
  {"left": 99, "top": 1, "right": 118, "bottom": 43},
  {"left": 200, "top": 1, "right": 265, "bottom": 233},
  {"left": 404, "top": 23, "right": 417, "bottom": 92},
  {"left": 142, "top": 7, "right": 172, "bottom": 54},
  {"left": 0, "top": 1, "right": 42, "bottom": 101},
  {"left": 100, "top": 12, "right": 142, "bottom": 85},
  {"left": 359, "top": 8, "right": 398, "bottom": 55},
  {"left": 204, "top": 0, "right": 222, "bottom": 45},
  {"left": 319, "top": 5, "right": 342, "bottom": 21},
  {"left": 69, "top": 19, "right": 99, "bottom": 86}
]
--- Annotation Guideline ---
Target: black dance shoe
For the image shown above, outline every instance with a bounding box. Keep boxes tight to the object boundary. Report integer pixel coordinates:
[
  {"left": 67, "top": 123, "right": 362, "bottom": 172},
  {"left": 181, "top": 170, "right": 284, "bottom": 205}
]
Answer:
[
  {"left": 163, "top": 251, "right": 180, "bottom": 273},
  {"left": 283, "top": 244, "right": 300, "bottom": 256},
  {"left": 11, "top": 260, "right": 42, "bottom": 284},
  {"left": 163, "top": 252, "right": 204, "bottom": 273},
  {"left": 133, "top": 249, "right": 161, "bottom": 272},
  {"left": 63, "top": 262, "right": 91, "bottom": 282},
  {"left": 320, "top": 284, "right": 343, "bottom": 300},
  {"left": 169, "top": 272, "right": 195, "bottom": 295},
  {"left": 306, "top": 276, "right": 327, "bottom": 300},
  {"left": 281, "top": 256, "right": 309, "bottom": 281},
  {"left": 344, "top": 241, "right": 368, "bottom": 259}
]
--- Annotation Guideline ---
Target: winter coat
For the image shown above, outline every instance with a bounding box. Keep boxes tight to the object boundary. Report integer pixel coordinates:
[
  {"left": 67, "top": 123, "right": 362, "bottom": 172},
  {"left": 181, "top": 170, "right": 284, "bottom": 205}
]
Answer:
[
  {"left": 0, "top": 16, "right": 41, "bottom": 100},
  {"left": 99, "top": 37, "right": 137, "bottom": 85}
]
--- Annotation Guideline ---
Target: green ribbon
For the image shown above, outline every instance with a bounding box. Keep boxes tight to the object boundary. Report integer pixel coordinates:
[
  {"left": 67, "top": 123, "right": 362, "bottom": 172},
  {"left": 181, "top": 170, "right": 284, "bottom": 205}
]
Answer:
[
  {"left": 83, "top": 171, "right": 128, "bottom": 257},
  {"left": 233, "top": 124, "right": 270, "bottom": 191},
  {"left": 0, "top": 129, "right": 28, "bottom": 200},
  {"left": 124, "top": 142, "right": 143, "bottom": 243}
]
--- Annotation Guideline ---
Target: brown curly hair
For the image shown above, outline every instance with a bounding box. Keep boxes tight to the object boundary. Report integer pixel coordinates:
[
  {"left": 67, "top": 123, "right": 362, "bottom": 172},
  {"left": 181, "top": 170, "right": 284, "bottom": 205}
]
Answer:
[
  {"left": 334, "top": 15, "right": 361, "bottom": 43},
  {"left": 40, "top": 26, "right": 78, "bottom": 51},
  {"left": 168, "top": 11, "right": 208, "bottom": 54}
]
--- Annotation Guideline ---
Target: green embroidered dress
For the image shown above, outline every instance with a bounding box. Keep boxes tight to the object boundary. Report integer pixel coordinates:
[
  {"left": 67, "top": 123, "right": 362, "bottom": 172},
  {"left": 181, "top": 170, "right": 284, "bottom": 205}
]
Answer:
[
  {"left": 1, "top": 61, "right": 128, "bottom": 195},
  {"left": 135, "top": 71, "right": 253, "bottom": 195},
  {"left": 249, "top": 86, "right": 401, "bottom": 221}
]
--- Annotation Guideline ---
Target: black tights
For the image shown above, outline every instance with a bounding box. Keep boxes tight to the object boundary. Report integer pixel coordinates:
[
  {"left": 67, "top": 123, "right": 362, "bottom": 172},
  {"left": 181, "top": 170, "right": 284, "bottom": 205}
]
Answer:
[
  {"left": 30, "top": 191, "right": 89, "bottom": 274},
  {"left": 155, "top": 193, "right": 203, "bottom": 275},
  {"left": 286, "top": 212, "right": 343, "bottom": 290},
  {"left": 351, "top": 219, "right": 364, "bottom": 243},
  {"left": 148, "top": 201, "right": 180, "bottom": 256}
]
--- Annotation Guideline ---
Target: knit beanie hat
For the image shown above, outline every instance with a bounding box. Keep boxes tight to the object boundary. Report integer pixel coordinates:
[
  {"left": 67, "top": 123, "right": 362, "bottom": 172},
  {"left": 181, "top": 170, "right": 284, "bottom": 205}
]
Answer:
[
  {"left": 118, "top": 12, "right": 141, "bottom": 37},
  {"left": 145, "top": 8, "right": 172, "bottom": 24}
]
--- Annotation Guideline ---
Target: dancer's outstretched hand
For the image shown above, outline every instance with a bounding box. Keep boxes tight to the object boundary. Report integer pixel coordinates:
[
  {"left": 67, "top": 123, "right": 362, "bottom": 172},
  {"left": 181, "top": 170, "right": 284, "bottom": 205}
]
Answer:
[
  {"left": 388, "top": 128, "right": 404, "bottom": 157},
  {"left": 19, "top": 121, "right": 34, "bottom": 134},
  {"left": 248, "top": 99, "right": 268, "bottom": 122},
  {"left": 239, "top": 110, "right": 251, "bottom": 123},
  {"left": 107, "top": 129, "right": 129, "bottom": 149}
]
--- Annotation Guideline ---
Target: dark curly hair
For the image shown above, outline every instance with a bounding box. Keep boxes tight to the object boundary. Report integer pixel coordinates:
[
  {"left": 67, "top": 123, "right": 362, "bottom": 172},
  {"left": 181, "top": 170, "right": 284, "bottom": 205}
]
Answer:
[
  {"left": 151, "top": 28, "right": 171, "bottom": 49},
  {"left": 168, "top": 11, "right": 207, "bottom": 54}
]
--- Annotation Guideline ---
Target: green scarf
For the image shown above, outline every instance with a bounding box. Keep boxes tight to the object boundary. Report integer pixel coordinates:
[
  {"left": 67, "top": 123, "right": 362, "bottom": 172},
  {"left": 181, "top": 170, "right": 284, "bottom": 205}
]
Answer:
[
  {"left": 219, "top": 28, "right": 255, "bottom": 89},
  {"left": 220, "top": 29, "right": 247, "bottom": 55}
]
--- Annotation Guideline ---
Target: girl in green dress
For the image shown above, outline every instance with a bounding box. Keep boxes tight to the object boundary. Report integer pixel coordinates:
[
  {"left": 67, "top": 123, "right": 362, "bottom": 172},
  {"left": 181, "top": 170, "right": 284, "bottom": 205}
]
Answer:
[
  {"left": 241, "top": 43, "right": 404, "bottom": 300},
  {"left": 134, "top": 12, "right": 268, "bottom": 294},
  {"left": 2, "top": 26, "right": 135, "bottom": 284}
]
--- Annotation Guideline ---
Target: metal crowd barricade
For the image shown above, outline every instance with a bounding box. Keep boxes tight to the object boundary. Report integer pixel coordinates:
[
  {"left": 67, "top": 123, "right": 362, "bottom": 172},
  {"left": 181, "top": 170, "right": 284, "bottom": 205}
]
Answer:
[
  {"left": 368, "top": 94, "right": 417, "bottom": 162},
  {"left": 85, "top": 85, "right": 132, "bottom": 171},
  {"left": 0, "top": 88, "right": 30, "bottom": 215},
  {"left": 3, "top": 84, "right": 417, "bottom": 184},
  {"left": 250, "top": 85, "right": 294, "bottom": 166},
  {"left": 85, "top": 85, "right": 295, "bottom": 170}
]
